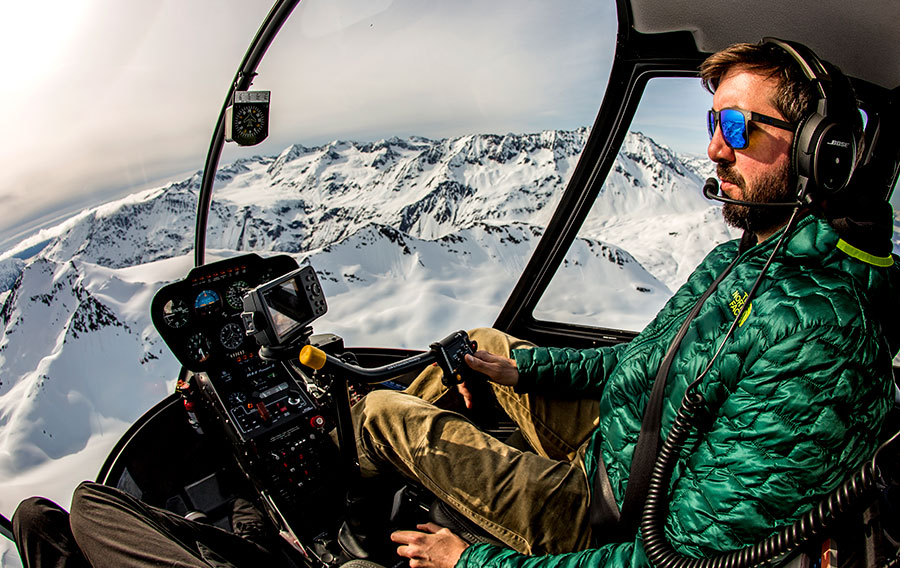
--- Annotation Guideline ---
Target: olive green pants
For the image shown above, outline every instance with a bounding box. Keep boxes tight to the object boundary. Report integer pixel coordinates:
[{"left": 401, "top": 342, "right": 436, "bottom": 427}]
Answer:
[{"left": 352, "top": 328, "right": 599, "bottom": 555}]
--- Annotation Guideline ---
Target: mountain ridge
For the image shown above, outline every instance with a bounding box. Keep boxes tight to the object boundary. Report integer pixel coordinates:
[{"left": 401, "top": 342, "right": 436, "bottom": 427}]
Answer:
[{"left": 1, "top": 128, "right": 716, "bottom": 282}]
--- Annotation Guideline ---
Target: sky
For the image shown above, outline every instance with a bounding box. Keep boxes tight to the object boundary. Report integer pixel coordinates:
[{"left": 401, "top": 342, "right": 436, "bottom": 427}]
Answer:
[
  {"left": 0, "top": 2, "right": 272, "bottom": 245},
  {"left": 0, "top": 0, "right": 720, "bottom": 251}
]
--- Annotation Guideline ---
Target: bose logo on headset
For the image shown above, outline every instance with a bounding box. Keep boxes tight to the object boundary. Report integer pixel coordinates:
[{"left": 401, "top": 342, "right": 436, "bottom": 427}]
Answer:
[{"left": 763, "top": 37, "right": 861, "bottom": 201}]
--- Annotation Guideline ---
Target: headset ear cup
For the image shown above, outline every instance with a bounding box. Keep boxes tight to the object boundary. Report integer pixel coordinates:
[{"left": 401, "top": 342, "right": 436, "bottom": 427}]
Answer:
[
  {"left": 791, "top": 113, "right": 815, "bottom": 200},
  {"left": 813, "top": 121, "right": 856, "bottom": 194},
  {"left": 793, "top": 112, "right": 857, "bottom": 200},
  {"left": 764, "top": 38, "right": 861, "bottom": 202}
]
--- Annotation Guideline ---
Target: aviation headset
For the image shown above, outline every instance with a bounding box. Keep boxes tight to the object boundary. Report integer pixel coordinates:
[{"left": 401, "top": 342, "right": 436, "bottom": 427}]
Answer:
[{"left": 762, "top": 37, "right": 861, "bottom": 203}]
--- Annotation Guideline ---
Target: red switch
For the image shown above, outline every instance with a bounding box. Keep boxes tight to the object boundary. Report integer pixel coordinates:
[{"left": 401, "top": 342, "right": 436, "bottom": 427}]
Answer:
[{"left": 256, "top": 401, "right": 271, "bottom": 423}]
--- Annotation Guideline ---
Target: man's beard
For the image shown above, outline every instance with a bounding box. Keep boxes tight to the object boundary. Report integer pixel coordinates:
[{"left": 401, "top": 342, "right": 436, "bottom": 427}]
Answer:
[{"left": 717, "top": 161, "right": 794, "bottom": 236}]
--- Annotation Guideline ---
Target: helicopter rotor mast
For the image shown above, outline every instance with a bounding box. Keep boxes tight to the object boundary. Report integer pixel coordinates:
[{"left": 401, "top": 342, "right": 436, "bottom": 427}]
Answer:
[{"left": 193, "top": 0, "right": 301, "bottom": 267}]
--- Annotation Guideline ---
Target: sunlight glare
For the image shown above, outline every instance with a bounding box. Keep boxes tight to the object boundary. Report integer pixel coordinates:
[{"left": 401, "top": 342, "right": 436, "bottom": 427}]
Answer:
[{"left": 0, "top": 1, "right": 89, "bottom": 89}]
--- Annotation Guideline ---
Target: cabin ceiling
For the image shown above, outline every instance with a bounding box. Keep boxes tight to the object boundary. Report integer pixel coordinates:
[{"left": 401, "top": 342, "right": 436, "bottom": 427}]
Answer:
[{"left": 627, "top": 0, "right": 900, "bottom": 89}]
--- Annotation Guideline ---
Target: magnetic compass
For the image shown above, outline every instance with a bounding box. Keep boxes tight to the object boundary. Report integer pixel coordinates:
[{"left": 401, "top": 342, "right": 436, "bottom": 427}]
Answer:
[
  {"left": 225, "top": 91, "right": 270, "bottom": 146},
  {"left": 234, "top": 106, "right": 265, "bottom": 139}
]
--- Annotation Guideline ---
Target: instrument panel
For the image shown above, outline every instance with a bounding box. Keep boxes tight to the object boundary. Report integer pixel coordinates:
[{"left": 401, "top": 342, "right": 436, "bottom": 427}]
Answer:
[
  {"left": 151, "top": 254, "right": 298, "bottom": 370},
  {"left": 151, "top": 254, "right": 341, "bottom": 516},
  {"left": 151, "top": 253, "right": 335, "bottom": 450}
]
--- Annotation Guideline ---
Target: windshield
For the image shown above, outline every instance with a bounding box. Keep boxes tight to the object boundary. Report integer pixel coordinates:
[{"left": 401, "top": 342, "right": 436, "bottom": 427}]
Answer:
[
  {"left": 204, "top": 1, "right": 618, "bottom": 347},
  {"left": 0, "top": 3, "right": 617, "bottom": 555}
]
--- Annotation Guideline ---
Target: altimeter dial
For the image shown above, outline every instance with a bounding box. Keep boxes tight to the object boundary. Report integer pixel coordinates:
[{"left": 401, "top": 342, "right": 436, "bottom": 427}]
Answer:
[{"left": 226, "top": 280, "right": 250, "bottom": 311}]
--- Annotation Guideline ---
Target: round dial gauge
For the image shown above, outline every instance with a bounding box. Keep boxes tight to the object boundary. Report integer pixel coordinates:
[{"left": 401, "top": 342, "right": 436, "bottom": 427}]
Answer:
[
  {"left": 194, "top": 289, "right": 222, "bottom": 316},
  {"left": 226, "top": 280, "right": 250, "bottom": 310},
  {"left": 219, "top": 322, "right": 245, "bottom": 350},
  {"left": 234, "top": 105, "right": 266, "bottom": 140},
  {"left": 186, "top": 333, "right": 211, "bottom": 363},
  {"left": 162, "top": 299, "right": 189, "bottom": 329}
]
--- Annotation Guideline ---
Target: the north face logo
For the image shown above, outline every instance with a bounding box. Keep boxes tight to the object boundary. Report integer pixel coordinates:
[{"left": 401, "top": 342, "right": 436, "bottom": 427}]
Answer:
[{"left": 728, "top": 290, "right": 752, "bottom": 326}]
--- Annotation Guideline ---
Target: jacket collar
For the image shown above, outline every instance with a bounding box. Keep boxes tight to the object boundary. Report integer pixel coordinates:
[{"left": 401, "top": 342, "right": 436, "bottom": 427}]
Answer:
[{"left": 744, "top": 214, "right": 895, "bottom": 268}]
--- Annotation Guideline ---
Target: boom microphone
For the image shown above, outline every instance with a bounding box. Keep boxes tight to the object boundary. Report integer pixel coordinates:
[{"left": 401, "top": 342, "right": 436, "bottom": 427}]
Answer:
[{"left": 702, "top": 177, "right": 802, "bottom": 208}]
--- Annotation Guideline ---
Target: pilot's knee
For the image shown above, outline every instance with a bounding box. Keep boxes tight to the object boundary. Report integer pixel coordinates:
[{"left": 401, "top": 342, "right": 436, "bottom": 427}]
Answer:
[
  {"left": 468, "top": 327, "right": 500, "bottom": 343},
  {"left": 357, "top": 389, "right": 405, "bottom": 421},
  {"left": 468, "top": 327, "right": 531, "bottom": 354},
  {"left": 355, "top": 390, "right": 425, "bottom": 435}
]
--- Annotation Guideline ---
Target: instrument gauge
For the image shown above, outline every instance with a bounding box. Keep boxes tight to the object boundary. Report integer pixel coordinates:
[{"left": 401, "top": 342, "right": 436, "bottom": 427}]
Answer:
[
  {"left": 233, "top": 105, "right": 266, "bottom": 143},
  {"left": 162, "top": 299, "right": 190, "bottom": 329},
  {"left": 186, "top": 333, "right": 211, "bottom": 363},
  {"left": 226, "top": 280, "right": 250, "bottom": 310},
  {"left": 195, "top": 289, "right": 222, "bottom": 316},
  {"left": 219, "top": 322, "right": 245, "bottom": 350}
]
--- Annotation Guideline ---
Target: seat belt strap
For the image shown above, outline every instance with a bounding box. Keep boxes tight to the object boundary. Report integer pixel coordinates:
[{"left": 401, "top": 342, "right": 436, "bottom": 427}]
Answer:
[{"left": 590, "top": 232, "right": 752, "bottom": 539}]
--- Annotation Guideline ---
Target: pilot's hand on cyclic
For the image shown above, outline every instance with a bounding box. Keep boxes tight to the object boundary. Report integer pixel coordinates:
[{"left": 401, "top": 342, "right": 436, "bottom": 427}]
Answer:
[
  {"left": 392, "top": 523, "right": 469, "bottom": 568},
  {"left": 464, "top": 350, "right": 519, "bottom": 386}
]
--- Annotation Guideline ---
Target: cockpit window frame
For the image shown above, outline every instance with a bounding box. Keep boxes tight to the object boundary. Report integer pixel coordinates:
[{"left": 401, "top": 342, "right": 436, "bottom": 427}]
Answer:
[{"left": 493, "top": 65, "right": 708, "bottom": 349}]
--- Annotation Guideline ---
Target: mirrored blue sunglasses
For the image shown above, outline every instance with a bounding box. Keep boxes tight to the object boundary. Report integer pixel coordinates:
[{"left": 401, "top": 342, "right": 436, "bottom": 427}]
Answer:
[{"left": 707, "top": 108, "right": 795, "bottom": 149}]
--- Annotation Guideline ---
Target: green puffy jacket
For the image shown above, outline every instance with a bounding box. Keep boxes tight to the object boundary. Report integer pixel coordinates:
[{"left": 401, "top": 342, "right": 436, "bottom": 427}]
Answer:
[{"left": 458, "top": 215, "right": 900, "bottom": 567}]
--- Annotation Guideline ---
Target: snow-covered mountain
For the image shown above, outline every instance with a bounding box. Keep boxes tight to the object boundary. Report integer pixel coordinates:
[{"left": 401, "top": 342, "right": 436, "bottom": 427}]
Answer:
[
  {"left": 24, "top": 129, "right": 727, "bottom": 286},
  {"left": 0, "top": 128, "right": 729, "bottom": 566}
]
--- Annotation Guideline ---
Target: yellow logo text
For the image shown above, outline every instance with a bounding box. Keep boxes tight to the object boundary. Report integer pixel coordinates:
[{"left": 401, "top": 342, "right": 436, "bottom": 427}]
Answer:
[{"left": 728, "top": 290, "right": 752, "bottom": 326}]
